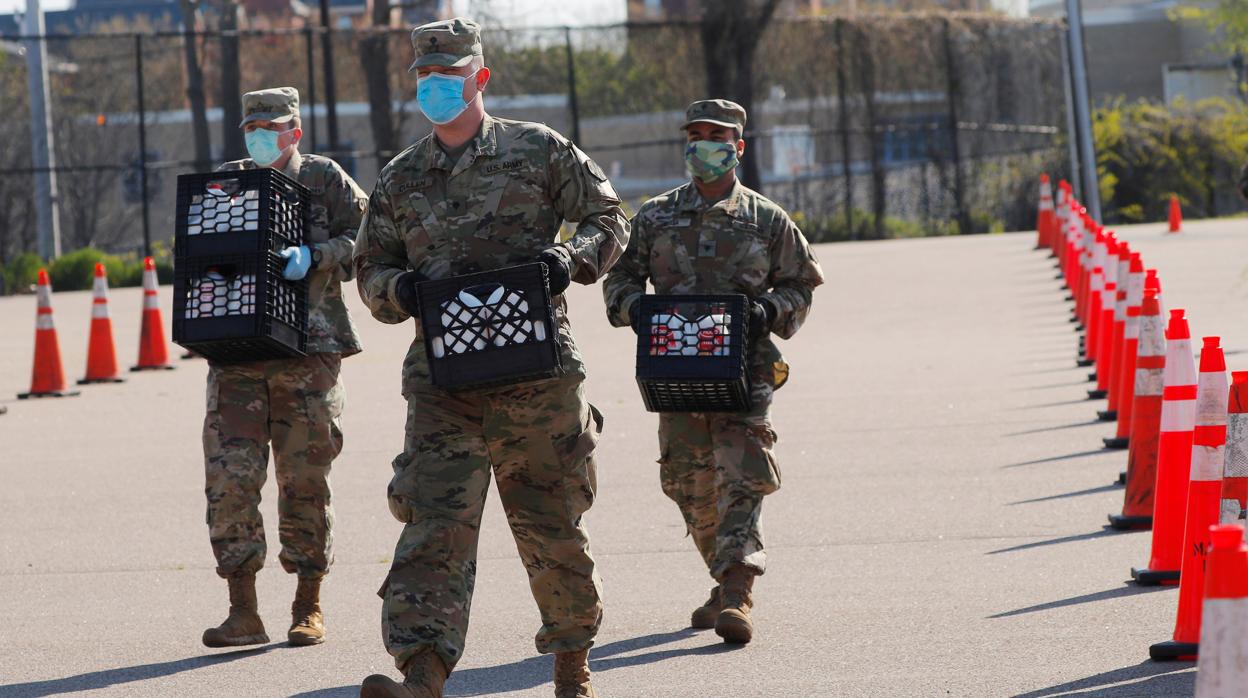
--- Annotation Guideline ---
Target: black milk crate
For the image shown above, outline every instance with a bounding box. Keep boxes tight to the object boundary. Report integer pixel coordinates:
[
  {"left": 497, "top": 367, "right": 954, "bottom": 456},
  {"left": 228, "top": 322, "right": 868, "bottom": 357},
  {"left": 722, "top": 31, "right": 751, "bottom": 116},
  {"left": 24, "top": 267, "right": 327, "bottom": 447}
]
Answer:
[
  {"left": 174, "top": 168, "right": 308, "bottom": 258},
  {"left": 635, "top": 294, "right": 751, "bottom": 413},
  {"left": 417, "top": 263, "right": 561, "bottom": 390},
  {"left": 172, "top": 251, "right": 308, "bottom": 364}
]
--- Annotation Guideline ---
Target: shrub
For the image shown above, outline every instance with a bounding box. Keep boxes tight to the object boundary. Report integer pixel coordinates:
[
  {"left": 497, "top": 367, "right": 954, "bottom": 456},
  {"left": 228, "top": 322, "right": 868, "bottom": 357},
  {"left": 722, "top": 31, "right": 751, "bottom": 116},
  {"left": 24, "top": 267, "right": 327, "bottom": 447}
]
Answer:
[{"left": 2, "top": 253, "right": 42, "bottom": 294}]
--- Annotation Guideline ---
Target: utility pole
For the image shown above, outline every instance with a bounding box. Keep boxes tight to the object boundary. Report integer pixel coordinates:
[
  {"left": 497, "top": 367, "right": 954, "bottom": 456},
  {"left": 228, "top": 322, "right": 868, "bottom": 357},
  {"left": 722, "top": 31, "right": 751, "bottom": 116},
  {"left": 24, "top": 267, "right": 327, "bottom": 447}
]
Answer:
[
  {"left": 23, "top": 0, "right": 62, "bottom": 260},
  {"left": 1065, "top": 0, "right": 1101, "bottom": 221},
  {"left": 319, "top": 0, "right": 340, "bottom": 154}
]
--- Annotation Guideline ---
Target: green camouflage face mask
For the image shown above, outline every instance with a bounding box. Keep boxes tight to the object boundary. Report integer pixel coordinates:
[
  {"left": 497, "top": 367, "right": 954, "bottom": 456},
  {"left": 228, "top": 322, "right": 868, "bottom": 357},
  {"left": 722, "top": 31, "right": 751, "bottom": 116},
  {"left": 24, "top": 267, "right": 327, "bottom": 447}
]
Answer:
[{"left": 685, "top": 140, "right": 739, "bottom": 183}]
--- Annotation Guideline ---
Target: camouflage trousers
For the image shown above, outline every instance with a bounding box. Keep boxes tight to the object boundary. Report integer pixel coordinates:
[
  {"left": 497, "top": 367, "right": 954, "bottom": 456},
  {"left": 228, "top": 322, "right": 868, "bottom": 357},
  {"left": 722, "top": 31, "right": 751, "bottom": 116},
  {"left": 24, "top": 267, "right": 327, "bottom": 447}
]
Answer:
[
  {"left": 658, "top": 396, "right": 780, "bottom": 580},
  {"left": 203, "top": 353, "right": 343, "bottom": 580},
  {"left": 379, "top": 372, "right": 604, "bottom": 672}
]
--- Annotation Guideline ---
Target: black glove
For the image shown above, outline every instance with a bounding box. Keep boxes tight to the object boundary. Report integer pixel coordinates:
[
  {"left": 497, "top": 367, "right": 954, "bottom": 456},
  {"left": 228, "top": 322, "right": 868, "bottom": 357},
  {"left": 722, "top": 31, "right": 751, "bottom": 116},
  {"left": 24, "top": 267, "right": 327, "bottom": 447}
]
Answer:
[
  {"left": 537, "top": 248, "right": 572, "bottom": 296},
  {"left": 394, "top": 271, "right": 426, "bottom": 317},
  {"left": 627, "top": 301, "right": 641, "bottom": 334},
  {"left": 748, "top": 299, "right": 775, "bottom": 340}
]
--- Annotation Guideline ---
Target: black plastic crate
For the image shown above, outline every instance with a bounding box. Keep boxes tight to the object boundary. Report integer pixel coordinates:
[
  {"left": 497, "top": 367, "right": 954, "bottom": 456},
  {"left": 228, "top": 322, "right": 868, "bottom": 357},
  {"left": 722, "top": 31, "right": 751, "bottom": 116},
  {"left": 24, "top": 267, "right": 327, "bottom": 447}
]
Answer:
[
  {"left": 417, "top": 263, "right": 561, "bottom": 390},
  {"left": 635, "top": 294, "right": 751, "bottom": 412},
  {"left": 174, "top": 168, "right": 308, "bottom": 258},
  {"left": 172, "top": 251, "right": 308, "bottom": 363}
]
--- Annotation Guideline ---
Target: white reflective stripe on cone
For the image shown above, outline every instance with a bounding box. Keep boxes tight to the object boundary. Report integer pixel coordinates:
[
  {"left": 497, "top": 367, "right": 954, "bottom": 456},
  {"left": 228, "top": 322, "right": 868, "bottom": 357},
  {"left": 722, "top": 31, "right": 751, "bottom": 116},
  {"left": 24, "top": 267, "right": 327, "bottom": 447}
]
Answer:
[
  {"left": 1138, "top": 315, "right": 1166, "bottom": 357},
  {"left": 1136, "top": 368, "right": 1165, "bottom": 397},
  {"left": 144, "top": 292, "right": 159, "bottom": 310},
  {"left": 36, "top": 283, "right": 51, "bottom": 309},
  {"left": 1223, "top": 415, "right": 1248, "bottom": 477},
  {"left": 1164, "top": 338, "right": 1197, "bottom": 386},
  {"left": 1195, "top": 597, "right": 1248, "bottom": 698},
  {"left": 1197, "top": 373, "right": 1230, "bottom": 427},
  {"left": 1193, "top": 444, "right": 1225, "bottom": 481},
  {"left": 1161, "top": 398, "right": 1197, "bottom": 432},
  {"left": 91, "top": 302, "right": 110, "bottom": 319},
  {"left": 35, "top": 314, "right": 54, "bottom": 331},
  {"left": 142, "top": 269, "right": 158, "bottom": 292}
]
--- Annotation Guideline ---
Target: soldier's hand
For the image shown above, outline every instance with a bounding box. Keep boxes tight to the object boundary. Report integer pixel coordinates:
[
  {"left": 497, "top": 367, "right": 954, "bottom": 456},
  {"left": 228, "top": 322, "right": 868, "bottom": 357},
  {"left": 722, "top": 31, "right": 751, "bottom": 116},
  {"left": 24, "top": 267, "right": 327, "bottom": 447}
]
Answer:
[
  {"left": 537, "top": 248, "right": 572, "bottom": 296},
  {"left": 748, "top": 299, "right": 775, "bottom": 340},
  {"left": 394, "top": 271, "right": 427, "bottom": 318},
  {"left": 280, "top": 245, "right": 312, "bottom": 281}
]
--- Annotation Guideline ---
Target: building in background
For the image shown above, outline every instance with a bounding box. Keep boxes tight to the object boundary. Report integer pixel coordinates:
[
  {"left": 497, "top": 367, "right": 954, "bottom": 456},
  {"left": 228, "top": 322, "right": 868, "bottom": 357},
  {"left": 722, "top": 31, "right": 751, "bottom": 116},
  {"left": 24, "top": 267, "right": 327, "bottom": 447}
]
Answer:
[{"left": 1030, "top": 0, "right": 1231, "bottom": 103}]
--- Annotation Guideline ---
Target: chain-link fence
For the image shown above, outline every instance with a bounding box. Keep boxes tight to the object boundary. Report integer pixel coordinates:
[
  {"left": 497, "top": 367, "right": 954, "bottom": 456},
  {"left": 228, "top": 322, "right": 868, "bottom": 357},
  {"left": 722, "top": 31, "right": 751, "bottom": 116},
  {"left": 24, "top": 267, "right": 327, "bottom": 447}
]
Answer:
[{"left": 0, "top": 14, "right": 1069, "bottom": 277}]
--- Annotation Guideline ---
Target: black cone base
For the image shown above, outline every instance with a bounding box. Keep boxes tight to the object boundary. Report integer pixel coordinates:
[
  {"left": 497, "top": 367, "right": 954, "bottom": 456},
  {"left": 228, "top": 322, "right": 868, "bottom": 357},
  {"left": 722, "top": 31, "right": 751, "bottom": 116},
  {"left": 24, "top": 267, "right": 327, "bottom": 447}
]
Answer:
[
  {"left": 1108, "top": 513, "right": 1152, "bottom": 530},
  {"left": 130, "top": 364, "right": 177, "bottom": 372},
  {"left": 1098, "top": 410, "right": 1117, "bottom": 421},
  {"left": 77, "top": 377, "right": 126, "bottom": 385},
  {"left": 1104, "top": 436, "right": 1129, "bottom": 449},
  {"left": 1088, "top": 389, "right": 1108, "bottom": 399},
  {"left": 1131, "top": 566, "right": 1180, "bottom": 585},
  {"left": 1077, "top": 359, "right": 1094, "bottom": 367},
  {"left": 1118, "top": 470, "right": 1127, "bottom": 484},
  {"left": 17, "top": 389, "right": 81, "bottom": 399},
  {"left": 1149, "top": 640, "right": 1198, "bottom": 662}
]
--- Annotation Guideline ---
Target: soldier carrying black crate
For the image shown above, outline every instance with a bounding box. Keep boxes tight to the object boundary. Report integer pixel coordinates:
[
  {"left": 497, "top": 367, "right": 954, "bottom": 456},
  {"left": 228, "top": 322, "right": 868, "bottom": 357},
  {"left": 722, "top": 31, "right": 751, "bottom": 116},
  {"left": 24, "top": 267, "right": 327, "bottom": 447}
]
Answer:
[
  {"left": 351, "top": 17, "right": 628, "bottom": 698},
  {"left": 603, "top": 99, "right": 824, "bottom": 645},
  {"left": 199, "top": 87, "right": 368, "bottom": 649}
]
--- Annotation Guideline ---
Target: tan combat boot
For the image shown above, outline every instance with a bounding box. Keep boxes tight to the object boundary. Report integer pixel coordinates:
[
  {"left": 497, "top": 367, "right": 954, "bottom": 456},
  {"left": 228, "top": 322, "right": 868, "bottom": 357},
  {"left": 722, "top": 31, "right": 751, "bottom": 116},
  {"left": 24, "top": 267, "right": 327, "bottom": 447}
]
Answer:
[
  {"left": 554, "top": 648, "right": 596, "bottom": 698},
  {"left": 288, "top": 577, "right": 325, "bottom": 646},
  {"left": 714, "top": 564, "right": 755, "bottom": 644},
  {"left": 359, "top": 650, "right": 449, "bottom": 698},
  {"left": 202, "top": 572, "right": 269, "bottom": 647},
  {"left": 690, "top": 585, "right": 722, "bottom": 629}
]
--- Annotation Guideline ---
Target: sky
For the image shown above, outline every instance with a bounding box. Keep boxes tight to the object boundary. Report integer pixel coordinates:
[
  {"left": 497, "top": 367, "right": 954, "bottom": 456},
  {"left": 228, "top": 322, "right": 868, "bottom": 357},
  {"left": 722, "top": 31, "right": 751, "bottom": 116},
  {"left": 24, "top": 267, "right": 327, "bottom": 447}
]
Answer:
[{"left": 0, "top": 0, "right": 627, "bottom": 24}]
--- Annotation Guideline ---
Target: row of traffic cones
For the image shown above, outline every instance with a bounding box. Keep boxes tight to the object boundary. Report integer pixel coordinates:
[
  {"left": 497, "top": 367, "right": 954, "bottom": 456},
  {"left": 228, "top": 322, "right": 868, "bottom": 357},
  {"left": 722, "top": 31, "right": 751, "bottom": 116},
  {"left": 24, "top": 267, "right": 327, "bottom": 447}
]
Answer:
[
  {"left": 1034, "top": 175, "right": 1247, "bottom": 693},
  {"left": 19, "top": 258, "right": 175, "bottom": 400}
]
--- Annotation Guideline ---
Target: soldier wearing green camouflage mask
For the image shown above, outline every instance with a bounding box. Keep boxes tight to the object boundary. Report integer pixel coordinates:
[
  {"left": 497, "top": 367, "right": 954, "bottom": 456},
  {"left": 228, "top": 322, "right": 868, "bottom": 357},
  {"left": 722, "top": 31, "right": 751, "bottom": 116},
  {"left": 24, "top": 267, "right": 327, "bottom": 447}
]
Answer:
[
  {"left": 353, "top": 18, "right": 627, "bottom": 698},
  {"left": 603, "top": 99, "right": 824, "bottom": 645},
  {"left": 201, "top": 86, "right": 367, "bottom": 650}
]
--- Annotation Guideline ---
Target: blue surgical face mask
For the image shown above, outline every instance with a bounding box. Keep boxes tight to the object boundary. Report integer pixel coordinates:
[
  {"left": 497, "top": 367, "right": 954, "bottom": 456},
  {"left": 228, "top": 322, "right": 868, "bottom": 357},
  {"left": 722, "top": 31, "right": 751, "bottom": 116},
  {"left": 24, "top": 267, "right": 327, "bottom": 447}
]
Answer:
[
  {"left": 685, "top": 140, "right": 740, "bottom": 182},
  {"left": 417, "top": 70, "right": 477, "bottom": 125},
  {"left": 245, "top": 128, "right": 285, "bottom": 167}
]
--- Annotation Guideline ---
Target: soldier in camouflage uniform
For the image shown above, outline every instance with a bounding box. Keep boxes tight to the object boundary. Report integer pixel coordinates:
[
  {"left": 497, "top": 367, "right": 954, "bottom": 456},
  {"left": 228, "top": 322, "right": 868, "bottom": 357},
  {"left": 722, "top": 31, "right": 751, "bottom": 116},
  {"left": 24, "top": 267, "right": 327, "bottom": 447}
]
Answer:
[
  {"left": 201, "top": 87, "right": 367, "bottom": 649},
  {"left": 352, "top": 18, "right": 627, "bottom": 698},
  {"left": 603, "top": 99, "right": 824, "bottom": 644}
]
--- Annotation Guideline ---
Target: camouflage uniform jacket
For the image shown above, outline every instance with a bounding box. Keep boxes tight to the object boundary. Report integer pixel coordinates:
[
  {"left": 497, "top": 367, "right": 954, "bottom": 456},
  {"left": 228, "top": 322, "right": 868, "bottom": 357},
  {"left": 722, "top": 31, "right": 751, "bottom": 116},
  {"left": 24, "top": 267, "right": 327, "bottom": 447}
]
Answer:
[
  {"left": 604, "top": 180, "right": 823, "bottom": 384},
  {"left": 219, "top": 151, "right": 366, "bottom": 356},
  {"left": 353, "top": 115, "right": 629, "bottom": 380}
]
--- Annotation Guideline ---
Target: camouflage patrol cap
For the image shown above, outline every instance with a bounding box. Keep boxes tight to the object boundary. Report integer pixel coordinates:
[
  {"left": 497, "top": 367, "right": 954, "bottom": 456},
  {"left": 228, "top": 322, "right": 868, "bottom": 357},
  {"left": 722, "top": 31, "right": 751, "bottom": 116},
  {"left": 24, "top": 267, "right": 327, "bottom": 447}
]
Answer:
[
  {"left": 681, "top": 99, "right": 747, "bottom": 133},
  {"left": 239, "top": 87, "right": 299, "bottom": 128},
  {"left": 409, "top": 17, "right": 483, "bottom": 72}
]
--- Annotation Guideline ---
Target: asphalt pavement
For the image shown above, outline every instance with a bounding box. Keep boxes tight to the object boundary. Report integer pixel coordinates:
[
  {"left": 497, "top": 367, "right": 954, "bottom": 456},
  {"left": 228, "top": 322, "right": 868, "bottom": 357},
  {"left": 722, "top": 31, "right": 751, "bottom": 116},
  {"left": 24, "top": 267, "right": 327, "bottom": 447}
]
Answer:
[{"left": 4, "top": 220, "right": 1245, "bottom": 696}]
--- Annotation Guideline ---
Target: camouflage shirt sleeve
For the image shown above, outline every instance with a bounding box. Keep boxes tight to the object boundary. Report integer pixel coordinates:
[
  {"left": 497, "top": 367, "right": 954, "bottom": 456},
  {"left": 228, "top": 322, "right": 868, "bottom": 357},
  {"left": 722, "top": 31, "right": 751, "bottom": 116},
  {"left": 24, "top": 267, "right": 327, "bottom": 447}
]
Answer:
[
  {"left": 315, "top": 161, "right": 368, "bottom": 281},
  {"left": 545, "top": 134, "right": 630, "bottom": 284},
  {"left": 352, "top": 183, "right": 411, "bottom": 324},
  {"left": 759, "top": 212, "right": 824, "bottom": 339},
  {"left": 602, "top": 208, "right": 652, "bottom": 327}
]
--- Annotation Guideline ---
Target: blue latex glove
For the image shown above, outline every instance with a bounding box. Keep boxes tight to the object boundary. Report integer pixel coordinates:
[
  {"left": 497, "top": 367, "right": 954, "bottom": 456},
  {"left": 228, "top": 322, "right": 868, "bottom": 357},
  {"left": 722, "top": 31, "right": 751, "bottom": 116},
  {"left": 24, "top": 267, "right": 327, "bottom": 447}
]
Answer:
[{"left": 281, "top": 245, "right": 312, "bottom": 280}]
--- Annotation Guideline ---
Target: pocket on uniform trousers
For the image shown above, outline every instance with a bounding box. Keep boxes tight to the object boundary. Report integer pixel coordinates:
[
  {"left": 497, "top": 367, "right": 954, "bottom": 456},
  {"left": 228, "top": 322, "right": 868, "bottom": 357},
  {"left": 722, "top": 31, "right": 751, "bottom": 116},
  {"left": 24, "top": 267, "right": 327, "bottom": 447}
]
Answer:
[
  {"left": 557, "top": 403, "right": 604, "bottom": 518},
  {"left": 741, "top": 422, "right": 781, "bottom": 495},
  {"left": 386, "top": 452, "right": 417, "bottom": 523}
]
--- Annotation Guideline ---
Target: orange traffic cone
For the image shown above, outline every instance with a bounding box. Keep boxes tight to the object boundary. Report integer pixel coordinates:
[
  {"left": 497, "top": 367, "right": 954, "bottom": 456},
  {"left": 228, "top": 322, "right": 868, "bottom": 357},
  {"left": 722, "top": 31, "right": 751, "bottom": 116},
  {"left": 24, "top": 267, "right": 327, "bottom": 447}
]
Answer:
[
  {"left": 1219, "top": 372, "right": 1248, "bottom": 527},
  {"left": 1132, "top": 309, "right": 1196, "bottom": 583},
  {"left": 1105, "top": 267, "right": 1157, "bottom": 450},
  {"left": 1080, "top": 265, "right": 1104, "bottom": 369},
  {"left": 78, "top": 262, "right": 124, "bottom": 385},
  {"left": 18, "top": 269, "right": 80, "bottom": 399},
  {"left": 131, "top": 256, "right": 175, "bottom": 372},
  {"left": 1150, "top": 337, "right": 1230, "bottom": 660},
  {"left": 1111, "top": 286, "right": 1165, "bottom": 529},
  {"left": 1036, "top": 174, "right": 1055, "bottom": 250},
  {"left": 1168, "top": 195, "right": 1183, "bottom": 234},
  {"left": 1051, "top": 181, "right": 1068, "bottom": 258},
  {"left": 1192, "top": 524, "right": 1248, "bottom": 690},
  {"left": 1098, "top": 243, "right": 1134, "bottom": 421}
]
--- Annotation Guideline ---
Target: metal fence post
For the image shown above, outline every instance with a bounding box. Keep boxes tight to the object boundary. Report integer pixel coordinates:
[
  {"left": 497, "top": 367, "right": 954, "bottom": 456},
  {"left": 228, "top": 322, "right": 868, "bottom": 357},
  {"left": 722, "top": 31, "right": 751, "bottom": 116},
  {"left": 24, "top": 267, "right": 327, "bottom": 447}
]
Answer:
[
  {"left": 942, "top": 18, "right": 969, "bottom": 235},
  {"left": 1059, "top": 25, "right": 1080, "bottom": 198},
  {"left": 1065, "top": 0, "right": 1102, "bottom": 221},
  {"left": 305, "top": 27, "right": 318, "bottom": 153},
  {"left": 135, "top": 33, "right": 151, "bottom": 258},
  {"left": 835, "top": 18, "right": 853, "bottom": 239},
  {"left": 23, "top": 0, "right": 62, "bottom": 259},
  {"left": 563, "top": 26, "right": 582, "bottom": 145},
  {"left": 319, "top": 0, "right": 340, "bottom": 154}
]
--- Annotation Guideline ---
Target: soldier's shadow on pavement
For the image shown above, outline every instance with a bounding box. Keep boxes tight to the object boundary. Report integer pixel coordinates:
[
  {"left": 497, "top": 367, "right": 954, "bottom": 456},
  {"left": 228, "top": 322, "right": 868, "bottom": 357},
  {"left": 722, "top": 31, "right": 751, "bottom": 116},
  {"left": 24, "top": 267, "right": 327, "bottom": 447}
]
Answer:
[
  {"left": 1010, "top": 660, "right": 1195, "bottom": 697},
  {"left": 0, "top": 644, "right": 280, "bottom": 697},
  {"left": 289, "top": 628, "right": 735, "bottom": 697}
]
